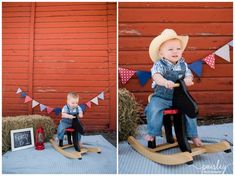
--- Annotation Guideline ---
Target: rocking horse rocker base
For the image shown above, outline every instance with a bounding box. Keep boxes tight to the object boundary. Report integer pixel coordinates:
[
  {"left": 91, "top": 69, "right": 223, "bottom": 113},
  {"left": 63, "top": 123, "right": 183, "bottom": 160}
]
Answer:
[
  {"left": 128, "top": 115, "right": 231, "bottom": 166},
  {"left": 50, "top": 128, "right": 101, "bottom": 160},
  {"left": 128, "top": 79, "right": 231, "bottom": 165}
]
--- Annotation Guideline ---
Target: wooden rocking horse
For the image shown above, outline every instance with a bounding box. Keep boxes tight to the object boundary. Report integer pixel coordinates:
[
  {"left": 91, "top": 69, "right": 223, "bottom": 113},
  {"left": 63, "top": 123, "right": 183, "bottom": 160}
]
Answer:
[
  {"left": 128, "top": 79, "right": 231, "bottom": 165},
  {"left": 50, "top": 115, "right": 101, "bottom": 160}
]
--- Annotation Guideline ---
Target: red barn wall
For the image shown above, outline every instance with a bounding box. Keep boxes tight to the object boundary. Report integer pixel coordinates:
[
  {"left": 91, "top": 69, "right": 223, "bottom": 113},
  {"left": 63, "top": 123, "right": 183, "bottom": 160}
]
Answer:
[
  {"left": 3, "top": 2, "right": 117, "bottom": 131},
  {"left": 119, "top": 2, "right": 233, "bottom": 118}
]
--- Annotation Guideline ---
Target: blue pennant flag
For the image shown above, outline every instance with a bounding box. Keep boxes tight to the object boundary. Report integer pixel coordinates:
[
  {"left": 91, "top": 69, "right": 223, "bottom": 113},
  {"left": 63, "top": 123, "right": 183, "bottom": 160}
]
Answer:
[
  {"left": 188, "top": 60, "right": 203, "bottom": 77},
  {"left": 80, "top": 104, "right": 87, "bottom": 112},
  {"left": 136, "top": 71, "right": 151, "bottom": 86},
  {"left": 54, "top": 107, "right": 62, "bottom": 116},
  {"left": 20, "top": 92, "right": 27, "bottom": 98}
]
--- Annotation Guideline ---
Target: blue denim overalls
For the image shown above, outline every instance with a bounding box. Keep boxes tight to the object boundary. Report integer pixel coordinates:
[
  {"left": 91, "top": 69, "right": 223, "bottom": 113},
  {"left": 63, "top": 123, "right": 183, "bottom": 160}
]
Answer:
[
  {"left": 145, "top": 59, "right": 198, "bottom": 138},
  {"left": 57, "top": 105, "right": 82, "bottom": 141}
]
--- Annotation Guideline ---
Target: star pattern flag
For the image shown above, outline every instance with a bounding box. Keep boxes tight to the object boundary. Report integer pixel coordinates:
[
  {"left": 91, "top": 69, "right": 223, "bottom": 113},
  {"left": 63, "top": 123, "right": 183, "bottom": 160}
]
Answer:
[
  {"left": 118, "top": 68, "right": 136, "bottom": 84},
  {"left": 202, "top": 54, "right": 215, "bottom": 69},
  {"left": 40, "top": 104, "right": 47, "bottom": 111},
  {"left": 98, "top": 92, "right": 104, "bottom": 100}
]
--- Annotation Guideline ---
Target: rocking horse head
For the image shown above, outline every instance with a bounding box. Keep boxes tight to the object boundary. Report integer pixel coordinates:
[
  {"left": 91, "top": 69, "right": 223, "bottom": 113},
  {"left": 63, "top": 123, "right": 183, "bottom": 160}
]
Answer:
[{"left": 173, "top": 79, "right": 199, "bottom": 118}]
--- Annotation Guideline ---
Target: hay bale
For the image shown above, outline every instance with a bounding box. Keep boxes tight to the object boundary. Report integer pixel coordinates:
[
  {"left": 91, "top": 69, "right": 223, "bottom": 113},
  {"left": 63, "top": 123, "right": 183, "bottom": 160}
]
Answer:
[
  {"left": 119, "top": 88, "right": 143, "bottom": 141},
  {"left": 2, "top": 114, "right": 56, "bottom": 153}
]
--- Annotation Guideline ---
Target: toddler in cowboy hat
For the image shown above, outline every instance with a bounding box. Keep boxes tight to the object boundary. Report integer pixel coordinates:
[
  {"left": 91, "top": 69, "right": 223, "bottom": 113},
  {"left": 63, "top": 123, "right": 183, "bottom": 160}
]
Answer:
[
  {"left": 145, "top": 29, "right": 202, "bottom": 146},
  {"left": 57, "top": 92, "right": 84, "bottom": 152}
]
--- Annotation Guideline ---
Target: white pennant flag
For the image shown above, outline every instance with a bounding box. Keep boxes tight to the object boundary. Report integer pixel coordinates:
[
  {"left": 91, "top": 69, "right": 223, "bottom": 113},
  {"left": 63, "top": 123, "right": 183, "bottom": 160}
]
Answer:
[
  {"left": 97, "top": 92, "right": 104, "bottom": 100},
  {"left": 16, "top": 88, "right": 22, "bottom": 94},
  {"left": 228, "top": 40, "right": 233, "bottom": 47},
  {"left": 214, "top": 44, "right": 230, "bottom": 62},
  {"left": 91, "top": 97, "right": 99, "bottom": 105},
  {"left": 32, "top": 100, "right": 40, "bottom": 108}
]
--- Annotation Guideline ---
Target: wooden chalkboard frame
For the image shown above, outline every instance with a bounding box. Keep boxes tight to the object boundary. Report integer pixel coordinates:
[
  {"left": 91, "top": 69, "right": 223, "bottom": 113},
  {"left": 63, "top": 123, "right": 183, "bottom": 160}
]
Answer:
[{"left": 11, "top": 127, "right": 35, "bottom": 151}]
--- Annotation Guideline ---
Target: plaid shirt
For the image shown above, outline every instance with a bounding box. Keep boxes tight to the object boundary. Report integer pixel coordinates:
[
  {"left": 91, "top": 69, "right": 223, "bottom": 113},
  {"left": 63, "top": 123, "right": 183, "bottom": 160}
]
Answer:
[{"left": 151, "top": 58, "right": 193, "bottom": 88}]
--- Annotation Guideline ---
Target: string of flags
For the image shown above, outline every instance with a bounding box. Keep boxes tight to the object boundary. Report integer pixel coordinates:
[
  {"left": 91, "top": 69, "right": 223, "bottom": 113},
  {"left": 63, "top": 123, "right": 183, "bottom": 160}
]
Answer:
[
  {"left": 119, "top": 40, "right": 233, "bottom": 85},
  {"left": 16, "top": 88, "right": 105, "bottom": 116}
]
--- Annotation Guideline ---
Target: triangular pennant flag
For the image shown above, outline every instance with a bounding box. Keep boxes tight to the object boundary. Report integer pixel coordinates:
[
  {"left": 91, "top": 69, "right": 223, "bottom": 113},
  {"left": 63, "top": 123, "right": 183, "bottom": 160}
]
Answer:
[
  {"left": 202, "top": 54, "right": 215, "bottom": 69},
  {"left": 91, "top": 97, "right": 99, "bottom": 105},
  {"left": 54, "top": 108, "right": 62, "bottom": 116},
  {"left": 86, "top": 101, "right": 92, "bottom": 108},
  {"left": 118, "top": 68, "right": 136, "bottom": 84},
  {"left": 40, "top": 104, "right": 47, "bottom": 111},
  {"left": 32, "top": 100, "right": 39, "bottom": 108},
  {"left": 47, "top": 106, "right": 54, "bottom": 114},
  {"left": 24, "top": 95, "right": 32, "bottom": 103},
  {"left": 188, "top": 60, "right": 203, "bottom": 77},
  {"left": 97, "top": 92, "right": 104, "bottom": 100},
  {"left": 16, "top": 88, "right": 22, "bottom": 94},
  {"left": 80, "top": 104, "right": 87, "bottom": 112},
  {"left": 228, "top": 40, "right": 233, "bottom": 47},
  {"left": 136, "top": 71, "right": 151, "bottom": 86},
  {"left": 21, "top": 92, "right": 27, "bottom": 98},
  {"left": 214, "top": 44, "right": 230, "bottom": 62}
]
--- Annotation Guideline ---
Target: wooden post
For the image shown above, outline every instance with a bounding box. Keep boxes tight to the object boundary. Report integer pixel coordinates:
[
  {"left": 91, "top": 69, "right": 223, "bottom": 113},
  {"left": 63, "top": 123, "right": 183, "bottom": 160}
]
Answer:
[
  {"left": 28, "top": 2, "right": 35, "bottom": 114},
  {"left": 107, "top": 3, "right": 117, "bottom": 130}
]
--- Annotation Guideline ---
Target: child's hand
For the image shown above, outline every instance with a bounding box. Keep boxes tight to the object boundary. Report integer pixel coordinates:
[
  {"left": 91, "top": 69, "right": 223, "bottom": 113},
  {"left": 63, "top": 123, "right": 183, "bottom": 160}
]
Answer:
[
  {"left": 184, "top": 77, "right": 194, "bottom": 86},
  {"left": 69, "top": 115, "right": 75, "bottom": 119},
  {"left": 164, "top": 80, "right": 175, "bottom": 89}
]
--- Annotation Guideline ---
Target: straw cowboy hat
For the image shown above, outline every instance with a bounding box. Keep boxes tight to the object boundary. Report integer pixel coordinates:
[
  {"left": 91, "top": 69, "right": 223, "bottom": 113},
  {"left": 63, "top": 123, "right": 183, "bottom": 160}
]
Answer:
[{"left": 149, "top": 29, "right": 189, "bottom": 62}]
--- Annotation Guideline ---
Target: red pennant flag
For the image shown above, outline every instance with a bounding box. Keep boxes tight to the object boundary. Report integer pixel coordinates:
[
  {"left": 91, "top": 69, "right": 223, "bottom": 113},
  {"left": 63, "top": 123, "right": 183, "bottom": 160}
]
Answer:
[
  {"left": 86, "top": 101, "right": 92, "bottom": 108},
  {"left": 47, "top": 106, "right": 54, "bottom": 114},
  {"left": 202, "top": 54, "right": 215, "bottom": 69},
  {"left": 24, "top": 95, "right": 32, "bottom": 103},
  {"left": 118, "top": 68, "right": 136, "bottom": 84}
]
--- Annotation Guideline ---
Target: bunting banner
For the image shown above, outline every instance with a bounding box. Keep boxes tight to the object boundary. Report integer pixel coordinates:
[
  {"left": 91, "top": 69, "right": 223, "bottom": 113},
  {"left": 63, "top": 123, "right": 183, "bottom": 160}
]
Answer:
[
  {"left": 16, "top": 88, "right": 22, "bottom": 94},
  {"left": 202, "top": 54, "right": 215, "bottom": 69},
  {"left": 98, "top": 92, "right": 104, "bottom": 100},
  {"left": 24, "top": 96, "right": 32, "bottom": 103},
  {"left": 32, "top": 100, "right": 40, "bottom": 108},
  {"left": 40, "top": 104, "right": 47, "bottom": 112},
  {"left": 54, "top": 107, "right": 62, "bottom": 116},
  {"left": 118, "top": 68, "right": 136, "bottom": 84},
  {"left": 16, "top": 88, "right": 106, "bottom": 116},
  {"left": 91, "top": 97, "right": 99, "bottom": 105},
  {"left": 136, "top": 71, "right": 152, "bottom": 86},
  {"left": 47, "top": 106, "right": 54, "bottom": 114},
  {"left": 188, "top": 60, "right": 203, "bottom": 77},
  {"left": 214, "top": 44, "right": 230, "bottom": 62},
  {"left": 86, "top": 101, "right": 92, "bottom": 108},
  {"left": 119, "top": 40, "right": 233, "bottom": 84}
]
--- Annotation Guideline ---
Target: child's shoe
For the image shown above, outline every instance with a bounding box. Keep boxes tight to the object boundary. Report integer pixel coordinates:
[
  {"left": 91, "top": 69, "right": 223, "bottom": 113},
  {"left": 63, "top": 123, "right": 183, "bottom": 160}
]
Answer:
[
  {"left": 74, "top": 144, "right": 81, "bottom": 152},
  {"left": 59, "top": 140, "right": 63, "bottom": 147}
]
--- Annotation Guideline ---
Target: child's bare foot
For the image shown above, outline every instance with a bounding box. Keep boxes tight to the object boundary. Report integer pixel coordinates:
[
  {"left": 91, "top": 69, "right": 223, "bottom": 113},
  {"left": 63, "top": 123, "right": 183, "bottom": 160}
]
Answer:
[
  {"left": 192, "top": 137, "right": 203, "bottom": 146},
  {"left": 145, "top": 134, "right": 154, "bottom": 141},
  {"left": 79, "top": 142, "right": 83, "bottom": 148}
]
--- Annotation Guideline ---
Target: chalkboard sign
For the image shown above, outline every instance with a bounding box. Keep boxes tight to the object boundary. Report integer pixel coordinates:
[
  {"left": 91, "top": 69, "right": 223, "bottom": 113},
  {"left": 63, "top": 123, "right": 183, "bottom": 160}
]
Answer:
[{"left": 11, "top": 128, "right": 35, "bottom": 151}]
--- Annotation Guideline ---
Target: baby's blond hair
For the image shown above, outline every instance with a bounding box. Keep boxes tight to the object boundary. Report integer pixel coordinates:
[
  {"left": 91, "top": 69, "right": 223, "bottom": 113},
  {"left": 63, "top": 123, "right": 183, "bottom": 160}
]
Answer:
[{"left": 67, "top": 92, "right": 79, "bottom": 100}]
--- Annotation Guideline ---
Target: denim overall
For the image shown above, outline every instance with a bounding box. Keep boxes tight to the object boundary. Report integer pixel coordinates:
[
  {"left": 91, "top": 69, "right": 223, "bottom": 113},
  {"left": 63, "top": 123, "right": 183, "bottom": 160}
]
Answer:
[
  {"left": 57, "top": 105, "right": 82, "bottom": 141},
  {"left": 145, "top": 59, "right": 198, "bottom": 138}
]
